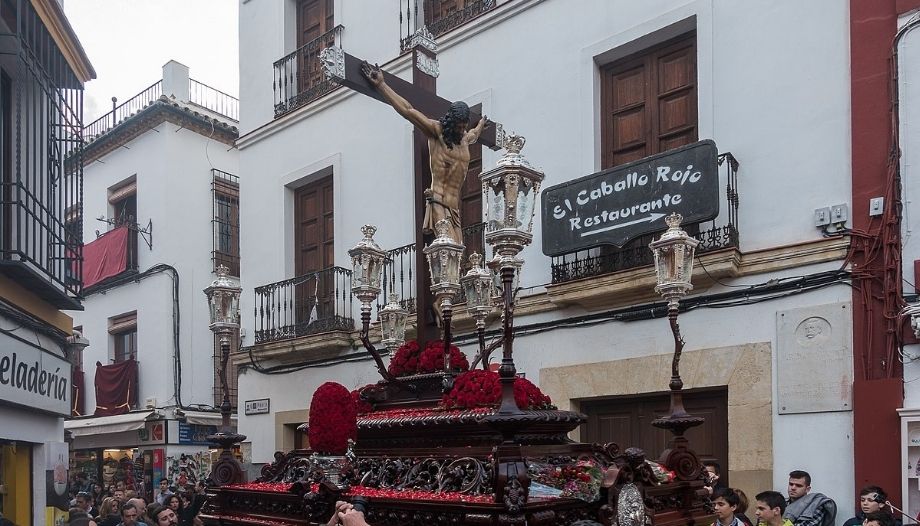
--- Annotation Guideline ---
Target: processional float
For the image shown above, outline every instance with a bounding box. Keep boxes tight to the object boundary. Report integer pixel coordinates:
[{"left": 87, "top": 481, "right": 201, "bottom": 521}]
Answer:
[{"left": 201, "top": 29, "right": 715, "bottom": 526}]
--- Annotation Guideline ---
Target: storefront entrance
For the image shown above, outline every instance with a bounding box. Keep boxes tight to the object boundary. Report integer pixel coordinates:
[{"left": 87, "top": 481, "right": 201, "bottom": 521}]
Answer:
[{"left": 0, "top": 441, "right": 32, "bottom": 526}]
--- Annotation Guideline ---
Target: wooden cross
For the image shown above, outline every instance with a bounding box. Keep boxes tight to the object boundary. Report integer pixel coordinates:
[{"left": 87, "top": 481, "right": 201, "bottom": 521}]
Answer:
[{"left": 322, "top": 38, "right": 505, "bottom": 349}]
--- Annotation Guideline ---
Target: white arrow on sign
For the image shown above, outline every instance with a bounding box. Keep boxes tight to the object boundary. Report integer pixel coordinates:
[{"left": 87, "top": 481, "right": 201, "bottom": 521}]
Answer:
[{"left": 579, "top": 212, "right": 666, "bottom": 238}]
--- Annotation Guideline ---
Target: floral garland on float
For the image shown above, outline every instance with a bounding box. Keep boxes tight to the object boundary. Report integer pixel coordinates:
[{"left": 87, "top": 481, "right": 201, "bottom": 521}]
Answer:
[{"left": 387, "top": 339, "right": 469, "bottom": 377}]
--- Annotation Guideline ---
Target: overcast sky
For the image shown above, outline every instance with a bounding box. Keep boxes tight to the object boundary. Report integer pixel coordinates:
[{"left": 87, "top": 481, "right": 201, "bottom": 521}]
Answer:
[{"left": 63, "top": 0, "right": 239, "bottom": 124}]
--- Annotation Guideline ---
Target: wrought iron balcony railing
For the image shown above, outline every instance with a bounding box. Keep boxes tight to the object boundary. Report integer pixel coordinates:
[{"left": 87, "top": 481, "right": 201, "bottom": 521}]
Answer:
[
  {"left": 550, "top": 153, "right": 740, "bottom": 284},
  {"left": 375, "top": 221, "right": 486, "bottom": 313},
  {"left": 273, "top": 25, "right": 344, "bottom": 118},
  {"left": 0, "top": 0, "right": 86, "bottom": 309},
  {"left": 254, "top": 266, "right": 354, "bottom": 344},
  {"left": 83, "top": 80, "right": 161, "bottom": 141},
  {"left": 400, "top": 0, "right": 497, "bottom": 52},
  {"left": 84, "top": 77, "right": 239, "bottom": 141},
  {"left": 189, "top": 79, "right": 239, "bottom": 121}
]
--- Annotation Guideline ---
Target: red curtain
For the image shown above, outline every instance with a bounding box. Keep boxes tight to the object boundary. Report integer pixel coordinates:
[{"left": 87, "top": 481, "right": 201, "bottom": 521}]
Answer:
[
  {"left": 82, "top": 226, "right": 129, "bottom": 288},
  {"left": 72, "top": 369, "right": 85, "bottom": 417},
  {"left": 94, "top": 359, "right": 138, "bottom": 416}
]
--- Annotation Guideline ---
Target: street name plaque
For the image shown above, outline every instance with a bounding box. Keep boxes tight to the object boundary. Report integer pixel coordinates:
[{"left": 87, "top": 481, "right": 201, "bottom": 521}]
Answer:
[{"left": 541, "top": 140, "right": 720, "bottom": 256}]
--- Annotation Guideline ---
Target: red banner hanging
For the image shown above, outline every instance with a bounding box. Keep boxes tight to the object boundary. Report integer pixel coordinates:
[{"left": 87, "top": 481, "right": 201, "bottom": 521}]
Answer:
[
  {"left": 94, "top": 359, "right": 138, "bottom": 416},
  {"left": 82, "top": 226, "right": 129, "bottom": 288}
]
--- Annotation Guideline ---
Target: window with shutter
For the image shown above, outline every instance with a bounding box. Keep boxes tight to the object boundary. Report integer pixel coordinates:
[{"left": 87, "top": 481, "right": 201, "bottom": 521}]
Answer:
[
  {"left": 598, "top": 33, "right": 698, "bottom": 258},
  {"left": 601, "top": 33, "right": 697, "bottom": 169}
]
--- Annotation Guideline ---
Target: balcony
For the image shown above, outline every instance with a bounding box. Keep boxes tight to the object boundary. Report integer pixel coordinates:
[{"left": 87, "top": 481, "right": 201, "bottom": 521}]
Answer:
[
  {"left": 84, "top": 78, "right": 240, "bottom": 142},
  {"left": 254, "top": 266, "right": 354, "bottom": 344},
  {"left": 550, "top": 153, "right": 740, "bottom": 284},
  {"left": 0, "top": 2, "right": 86, "bottom": 309},
  {"left": 399, "top": 0, "right": 498, "bottom": 52},
  {"left": 273, "top": 25, "right": 344, "bottom": 118}
]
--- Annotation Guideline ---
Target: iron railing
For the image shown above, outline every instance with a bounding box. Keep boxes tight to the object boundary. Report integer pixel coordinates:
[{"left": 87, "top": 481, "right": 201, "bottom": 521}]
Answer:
[
  {"left": 83, "top": 80, "right": 161, "bottom": 141},
  {"left": 189, "top": 79, "right": 239, "bottom": 122},
  {"left": 83, "top": 77, "right": 238, "bottom": 141},
  {"left": 254, "top": 266, "right": 354, "bottom": 344},
  {"left": 0, "top": 0, "right": 86, "bottom": 307},
  {"left": 273, "top": 25, "right": 344, "bottom": 118},
  {"left": 551, "top": 153, "right": 740, "bottom": 284},
  {"left": 378, "top": 242, "right": 417, "bottom": 314},
  {"left": 399, "top": 0, "right": 497, "bottom": 52},
  {"left": 211, "top": 169, "right": 240, "bottom": 276},
  {"left": 375, "top": 221, "right": 486, "bottom": 313}
]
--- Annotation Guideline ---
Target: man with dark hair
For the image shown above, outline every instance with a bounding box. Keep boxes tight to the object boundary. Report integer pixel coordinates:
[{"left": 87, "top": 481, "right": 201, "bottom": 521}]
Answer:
[
  {"left": 784, "top": 470, "right": 835, "bottom": 526},
  {"left": 712, "top": 487, "right": 743, "bottom": 526},
  {"left": 361, "top": 61, "right": 487, "bottom": 244},
  {"left": 844, "top": 486, "right": 899, "bottom": 526},
  {"left": 755, "top": 491, "right": 792, "bottom": 526},
  {"left": 116, "top": 502, "right": 146, "bottom": 526},
  {"left": 864, "top": 511, "right": 895, "bottom": 526}
]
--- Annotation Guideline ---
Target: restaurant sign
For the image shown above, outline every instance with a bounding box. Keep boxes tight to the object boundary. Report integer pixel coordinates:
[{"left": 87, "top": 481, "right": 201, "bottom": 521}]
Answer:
[
  {"left": 541, "top": 140, "right": 720, "bottom": 256},
  {"left": 0, "top": 332, "right": 71, "bottom": 416}
]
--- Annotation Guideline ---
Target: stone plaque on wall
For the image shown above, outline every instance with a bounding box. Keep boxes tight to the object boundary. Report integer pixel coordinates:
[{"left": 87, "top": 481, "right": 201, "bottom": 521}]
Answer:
[{"left": 776, "top": 302, "right": 852, "bottom": 414}]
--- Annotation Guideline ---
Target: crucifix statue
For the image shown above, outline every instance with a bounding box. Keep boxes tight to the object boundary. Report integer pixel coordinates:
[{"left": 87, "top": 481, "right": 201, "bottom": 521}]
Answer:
[
  {"left": 362, "top": 62, "right": 486, "bottom": 243},
  {"left": 321, "top": 33, "right": 507, "bottom": 348}
]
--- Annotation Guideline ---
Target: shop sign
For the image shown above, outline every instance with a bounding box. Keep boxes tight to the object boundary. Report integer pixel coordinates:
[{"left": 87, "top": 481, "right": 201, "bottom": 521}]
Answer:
[
  {"left": 0, "top": 332, "right": 71, "bottom": 416},
  {"left": 137, "top": 421, "right": 165, "bottom": 444},
  {"left": 178, "top": 422, "right": 218, "bottom": 445},
  {"left": 244, "top": 398, "right": 270, "bottom": 415},
  {"left": 541, "top": 140, "right": 720, "bottom": 256}
]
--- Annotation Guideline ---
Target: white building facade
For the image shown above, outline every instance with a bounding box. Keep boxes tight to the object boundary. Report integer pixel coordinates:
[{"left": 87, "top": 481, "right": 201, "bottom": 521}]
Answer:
[
  {"left": 65, "top": 61, "right": 240, "bottom": 500},
  {"left": 233, "top": 1, "right": 903, "bottom": 521}
]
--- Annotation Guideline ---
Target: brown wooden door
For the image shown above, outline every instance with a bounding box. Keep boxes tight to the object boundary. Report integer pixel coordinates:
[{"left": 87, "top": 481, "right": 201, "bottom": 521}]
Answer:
[
  {"left": 582, "top": 388, "right": 729, "bottom": 484},
  {"left": 601, "top": 34, "right": 697, "bottom": 169},
  {"left": 295, "top": 177, "right": 334, "bottom": 329},
  {"left": 297, "top": 0, "right": 334, "bottom": 93}
]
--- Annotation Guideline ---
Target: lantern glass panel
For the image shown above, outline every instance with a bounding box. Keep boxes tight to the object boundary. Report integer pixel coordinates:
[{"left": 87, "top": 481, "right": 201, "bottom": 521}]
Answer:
[
  {"left": 514, "top": 183, "right": 536, "bottom": 231},
  {"left": 484, "top": 182, "right": 507, "bottom": 233}
]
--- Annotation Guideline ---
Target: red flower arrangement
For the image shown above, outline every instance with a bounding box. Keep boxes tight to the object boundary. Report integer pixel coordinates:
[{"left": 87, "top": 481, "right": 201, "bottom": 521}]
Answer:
[
  {"left": 441, "top": 370, "right": 555, "bottom": 410},
  {"left": 418, "top": 340, "right": 469, "bottom": 373},
  {"left": 387, "top": 340, "right": 421, "bottom": 377},
  {"left": 351, "top": 387, "right": 374, "bottom": 416},
  {"left": 308, "top": 382, "right": 357, "bottom": 455}
]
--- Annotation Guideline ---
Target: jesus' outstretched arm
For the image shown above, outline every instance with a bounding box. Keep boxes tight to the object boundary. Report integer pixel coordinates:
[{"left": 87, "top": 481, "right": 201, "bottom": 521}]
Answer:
[{"left": 361, "top": 62, "right": 440, "bottom": 139}]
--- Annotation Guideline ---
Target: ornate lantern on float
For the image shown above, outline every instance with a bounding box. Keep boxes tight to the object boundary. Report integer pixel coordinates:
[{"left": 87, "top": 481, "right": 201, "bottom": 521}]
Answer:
[
  {"left": 378, "top": 293, "right": 409, "bottom": 354},
  {"left": 480, "top": 134, "right": 545, "bottom": 261},
  {"left": 204, "top": 265, "right": 242, "bottom": 335},
  {"left": 423, "top": 219, "right": 465, "bottom": 310},
  {"left": 649, "top": 213, "right": 700, "bottom": 308},
  {"left": 461, "top": 253, "right": 494, "bottom": 330},
  {"left": 348, "top": 225, "right": 387, "bottom": 312}
]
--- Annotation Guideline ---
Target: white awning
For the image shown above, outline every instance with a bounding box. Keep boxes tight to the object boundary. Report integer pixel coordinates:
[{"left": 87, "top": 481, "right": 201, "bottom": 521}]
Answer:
[
  {"left": 184, "top": 410, "right": 235, "bottom": 426},
  {"left": 65, "top": 410, "right": 158, "bottom": 437}
]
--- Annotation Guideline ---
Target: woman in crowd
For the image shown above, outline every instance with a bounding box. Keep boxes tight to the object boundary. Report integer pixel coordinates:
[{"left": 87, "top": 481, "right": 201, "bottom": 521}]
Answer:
[
  {"left": 95, "top": 497, "right": 121, "bottom": 526},
  {"left": 734, "top": 488, "right": 754, "bottom": 526}
]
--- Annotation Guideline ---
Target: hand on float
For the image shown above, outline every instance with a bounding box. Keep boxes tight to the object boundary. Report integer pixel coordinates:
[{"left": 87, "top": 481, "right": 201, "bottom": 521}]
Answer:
[
  {"left": 338, "top": 508, "right": 370, "bottom": 526},
  {"left": 326, "top": 501, "right": 354, "bottom": 526}
]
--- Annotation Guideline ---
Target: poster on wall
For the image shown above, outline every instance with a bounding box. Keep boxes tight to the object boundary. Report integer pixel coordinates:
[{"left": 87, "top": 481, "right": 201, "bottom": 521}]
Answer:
[
  {"left": 44, "top": 442, "right": 70, "bottom": 510},
  {"left": 166, "top": 452, "right": 210, "bottom": 491}
]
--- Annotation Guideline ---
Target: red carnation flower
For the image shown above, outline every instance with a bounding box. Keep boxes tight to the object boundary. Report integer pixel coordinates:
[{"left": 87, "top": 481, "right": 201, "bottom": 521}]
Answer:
[
  {"left": 387, "top": 340, "right": 422, "bottom": 377},
  {"left": 418, "top": 340, "right": 470, "bottom": 373},
  {"left": 308, "top": 382, "right": 357, "bottom": 455},
  {"left": 351, "top": 387, "right": 374, "bottom": 416},
  {"left": 442, "top": 370, "right": 555, "bottom": 410}
]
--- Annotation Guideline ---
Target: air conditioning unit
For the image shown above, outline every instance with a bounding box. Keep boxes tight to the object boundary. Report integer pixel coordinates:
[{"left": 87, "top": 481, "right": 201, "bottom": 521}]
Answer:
[{"left": 145, "top": 397, "right": 157, "bottom": 409}]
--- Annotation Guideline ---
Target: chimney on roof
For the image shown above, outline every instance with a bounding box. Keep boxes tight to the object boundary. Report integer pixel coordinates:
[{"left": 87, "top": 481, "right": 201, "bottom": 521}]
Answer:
[{"left": 162, "top": 60, "right": 190, "bottom": 103}]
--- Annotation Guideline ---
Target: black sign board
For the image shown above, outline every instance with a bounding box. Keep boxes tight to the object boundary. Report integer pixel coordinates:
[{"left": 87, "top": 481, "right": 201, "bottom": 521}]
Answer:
[{"left": 541, "top": 140, "right": 719, "bottom": 256}]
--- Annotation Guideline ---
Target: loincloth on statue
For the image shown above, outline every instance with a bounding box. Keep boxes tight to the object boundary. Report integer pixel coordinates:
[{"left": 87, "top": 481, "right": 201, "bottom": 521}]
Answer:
[{"left": 423, "top": 198, "right": 463, "bottom": 243}]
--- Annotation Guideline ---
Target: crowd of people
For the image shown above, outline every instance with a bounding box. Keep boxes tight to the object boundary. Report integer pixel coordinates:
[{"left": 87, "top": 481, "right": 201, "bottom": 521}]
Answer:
[
  {"left": 65, "top": 477, "right": 206, "bottom": 526},
  {"left": 702, "top": 465, "right": 900, "bottom": 526},
  {"left": 60, "top": 467, "right": 902, "bottom": 526}
]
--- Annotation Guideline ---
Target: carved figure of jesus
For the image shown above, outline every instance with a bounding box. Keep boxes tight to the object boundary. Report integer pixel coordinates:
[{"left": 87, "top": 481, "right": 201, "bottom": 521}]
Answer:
[{"left": 362, "top": 62, "right": 486, "bottom": 243}]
